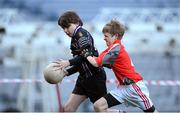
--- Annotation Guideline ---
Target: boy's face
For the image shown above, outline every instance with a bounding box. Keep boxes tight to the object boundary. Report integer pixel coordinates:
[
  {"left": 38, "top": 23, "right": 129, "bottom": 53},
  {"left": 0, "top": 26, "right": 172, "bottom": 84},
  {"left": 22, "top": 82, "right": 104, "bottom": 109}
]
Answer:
[
  {"left": 63, "top": 23, "right": 78, "bottom": 37},
  {"left": 103, "top": 32, "right": 117, "bottom": 47}
]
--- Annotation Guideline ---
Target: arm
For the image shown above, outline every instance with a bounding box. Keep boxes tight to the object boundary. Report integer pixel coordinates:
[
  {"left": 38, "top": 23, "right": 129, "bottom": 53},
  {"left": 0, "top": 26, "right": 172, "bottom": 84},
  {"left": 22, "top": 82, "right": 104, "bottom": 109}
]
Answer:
[
  {"left": 66, "top": 65, "right": 79, "bottom": 76},
  {"left": 82, "top": 44, "right": 121, "bottom": 68},
  {"left": 69, "top": 55, "right": 84, "bottom": 66},
  {"left": 53, "top": 60, "right": 78, "bottom": 76},
  {"left": 86, "top": 56, "right": 99, "bottom": 67},
  {"left": 53, "top": 55, "right": 85, "bottom": 69},
  {"left": 55, "top": 31, "right": 94, "bottom": 68}
]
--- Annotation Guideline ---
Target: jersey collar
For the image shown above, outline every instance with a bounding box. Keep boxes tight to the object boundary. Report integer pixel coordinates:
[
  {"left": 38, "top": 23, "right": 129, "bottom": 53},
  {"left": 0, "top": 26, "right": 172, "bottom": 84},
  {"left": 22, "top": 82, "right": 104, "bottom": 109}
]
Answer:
[
  {"left": 113, "top": 39, "right": 121, "bottom": 44},
  {"left": 73, "top": 25, "right": 81, "bottom": 37}
]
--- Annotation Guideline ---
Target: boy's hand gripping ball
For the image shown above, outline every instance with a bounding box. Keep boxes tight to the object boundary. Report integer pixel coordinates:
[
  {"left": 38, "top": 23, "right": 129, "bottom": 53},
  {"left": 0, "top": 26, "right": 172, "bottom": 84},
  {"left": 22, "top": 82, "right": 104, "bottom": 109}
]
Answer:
[{"left": 43, "top": 63, "right": 65, "bottom": 84}]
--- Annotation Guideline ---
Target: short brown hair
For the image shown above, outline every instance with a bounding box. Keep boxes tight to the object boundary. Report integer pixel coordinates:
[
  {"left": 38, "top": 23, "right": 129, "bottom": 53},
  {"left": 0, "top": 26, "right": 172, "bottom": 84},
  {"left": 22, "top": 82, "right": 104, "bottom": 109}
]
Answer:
[
  {"left": 58, "top": 11, "right": 83, "bottom": 29},
  {"left": 102, "top": 20, "right": 125, "bottom": 39}
]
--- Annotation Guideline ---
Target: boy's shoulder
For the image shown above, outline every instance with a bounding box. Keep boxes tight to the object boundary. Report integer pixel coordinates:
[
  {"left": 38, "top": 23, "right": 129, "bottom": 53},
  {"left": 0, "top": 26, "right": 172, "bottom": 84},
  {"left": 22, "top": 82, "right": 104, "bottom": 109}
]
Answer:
[{"left": 76, "top": 28, "right": 89, "bottom": 38}]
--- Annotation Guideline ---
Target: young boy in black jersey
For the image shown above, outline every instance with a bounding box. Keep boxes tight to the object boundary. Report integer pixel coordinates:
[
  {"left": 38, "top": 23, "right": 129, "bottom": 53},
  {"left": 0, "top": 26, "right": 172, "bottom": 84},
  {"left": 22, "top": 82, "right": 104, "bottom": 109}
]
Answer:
[{"left": 54, "top": 11, "right": 107, "bottom": 112}]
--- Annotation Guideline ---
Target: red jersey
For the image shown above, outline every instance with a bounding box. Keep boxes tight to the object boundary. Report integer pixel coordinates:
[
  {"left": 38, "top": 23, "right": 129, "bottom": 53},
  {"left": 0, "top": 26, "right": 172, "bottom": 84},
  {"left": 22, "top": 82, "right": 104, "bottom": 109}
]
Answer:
[{"left": 95, "top": 39, "right": 143, "bottom": 85}]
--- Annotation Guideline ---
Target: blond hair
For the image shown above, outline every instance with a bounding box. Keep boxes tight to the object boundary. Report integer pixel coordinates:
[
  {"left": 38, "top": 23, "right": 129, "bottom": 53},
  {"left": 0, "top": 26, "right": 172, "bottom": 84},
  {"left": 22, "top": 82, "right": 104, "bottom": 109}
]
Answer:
[{"left": 102, "top": 20, "right": 125, "bottom": 39}]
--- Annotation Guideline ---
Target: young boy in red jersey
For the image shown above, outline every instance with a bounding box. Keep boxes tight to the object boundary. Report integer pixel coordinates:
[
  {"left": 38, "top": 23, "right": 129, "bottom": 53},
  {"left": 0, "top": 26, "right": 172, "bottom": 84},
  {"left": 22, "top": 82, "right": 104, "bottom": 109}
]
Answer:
[{"left": 82, "top": 20, "right": 157, "bottom": 113}]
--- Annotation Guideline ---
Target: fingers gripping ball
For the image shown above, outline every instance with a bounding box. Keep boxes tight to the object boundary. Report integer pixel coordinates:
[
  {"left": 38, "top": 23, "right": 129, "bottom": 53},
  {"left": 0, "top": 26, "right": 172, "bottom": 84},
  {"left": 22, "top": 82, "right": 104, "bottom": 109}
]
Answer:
[{"left": 43, "top": 63, "right": 65, "bottom": 84}]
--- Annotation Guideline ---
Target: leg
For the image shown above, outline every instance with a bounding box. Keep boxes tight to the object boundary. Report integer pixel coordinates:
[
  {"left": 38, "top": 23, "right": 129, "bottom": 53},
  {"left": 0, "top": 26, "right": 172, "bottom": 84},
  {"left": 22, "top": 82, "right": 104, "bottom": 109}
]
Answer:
[
  {"left": 93, "top": 97, "right": 108, "bottom": 112},
  {"left": 131, "top": 81, "right": 158, "bottom": 113},
  {"left": 93, "top": 93, "right": 122, "bottom": 112},
  {"left": 63, "top": 93, "right": 87, "bottom": 112},
  {"left": 143, "top": 105, "right": 158, "bottom": 113}
]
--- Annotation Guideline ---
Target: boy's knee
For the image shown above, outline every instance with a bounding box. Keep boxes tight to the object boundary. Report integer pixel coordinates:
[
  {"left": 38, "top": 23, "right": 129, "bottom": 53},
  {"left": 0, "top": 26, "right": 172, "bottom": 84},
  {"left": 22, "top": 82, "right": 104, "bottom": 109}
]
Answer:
[
  {"left": 93, "top": 101, "right": 106, "bottom": 112},
  {"left": 93, "top": 102, "right": 101, "bottom": 112},
  {"left": 63, "top": 104, "right": 75, "bottom": 112}
]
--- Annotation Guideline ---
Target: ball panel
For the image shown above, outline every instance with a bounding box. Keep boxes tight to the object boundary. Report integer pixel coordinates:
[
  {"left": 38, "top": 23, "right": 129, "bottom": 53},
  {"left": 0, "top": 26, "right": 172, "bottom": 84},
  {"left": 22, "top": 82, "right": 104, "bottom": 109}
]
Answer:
[{"left": 43, "top": 63, "right": 65, "bottom": 84}]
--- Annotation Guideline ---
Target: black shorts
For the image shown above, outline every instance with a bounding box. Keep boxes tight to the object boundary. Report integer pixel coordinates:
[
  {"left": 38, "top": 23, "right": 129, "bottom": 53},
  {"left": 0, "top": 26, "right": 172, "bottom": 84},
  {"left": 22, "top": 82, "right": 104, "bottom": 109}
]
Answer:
[{"left": 72, "top": 73, "right": 107, "bottom": 103}]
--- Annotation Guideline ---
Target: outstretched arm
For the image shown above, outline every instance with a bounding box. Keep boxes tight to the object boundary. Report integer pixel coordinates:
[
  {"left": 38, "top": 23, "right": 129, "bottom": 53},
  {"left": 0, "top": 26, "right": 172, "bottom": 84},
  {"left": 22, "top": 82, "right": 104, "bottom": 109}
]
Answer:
[
  {"left": 53, "top": 55, "right": 85, "bottom": 69},
  {"left": 66, "top": 65, "right": 79, "bottom": 76},
  {"left": 86, "top": 56, "right": 99, "bottom": 67},
  {"left": 82, "top": 44, "right": 121, "bottom": 68},
  {"left": 81, "top": 49, "right": 99, "bottom": 67},
  {"left": 87, "top": 56, "right": 99, "bottom": 67},
  {"left": 68, "top": 55, "right": 84, "bottom": 66}
]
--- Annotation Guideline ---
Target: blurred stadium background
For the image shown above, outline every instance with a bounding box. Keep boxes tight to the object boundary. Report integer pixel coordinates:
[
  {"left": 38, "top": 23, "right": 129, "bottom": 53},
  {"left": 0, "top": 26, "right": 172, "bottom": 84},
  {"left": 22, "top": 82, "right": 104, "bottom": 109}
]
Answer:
[{"left": 0, "top": 0, "right": 180, "bottom": 112}]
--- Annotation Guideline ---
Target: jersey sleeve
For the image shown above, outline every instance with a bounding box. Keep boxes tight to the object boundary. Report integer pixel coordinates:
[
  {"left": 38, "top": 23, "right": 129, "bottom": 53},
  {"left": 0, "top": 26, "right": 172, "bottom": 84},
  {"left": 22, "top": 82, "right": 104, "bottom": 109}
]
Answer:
[
  {"left": 66, "top": 65, "right": 79, "bottom": 76},
  {"left": 77, "top": 31, "right": 93, "bottom": 49},
  {"left": 69, "top": 55, "right": 85, "bottom": 66},
  {"left": 95, "top": 44, "right": 120, "bottom": 66},
  {"left": 69, "top": 31, "right": 93, "bottom": 66}
]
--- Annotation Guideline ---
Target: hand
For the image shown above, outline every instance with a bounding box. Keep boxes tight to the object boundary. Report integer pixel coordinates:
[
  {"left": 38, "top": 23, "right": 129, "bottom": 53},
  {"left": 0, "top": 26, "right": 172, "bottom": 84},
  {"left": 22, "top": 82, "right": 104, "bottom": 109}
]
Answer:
[
  {"left": 62, "top": 68, "right": 69, "bottom": 76},
  {"left": 53, "top": 59, "right": 70, "bottom": 70},
  {"left": 81, "top": 49, "right": 92, "bottom": 58}
]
